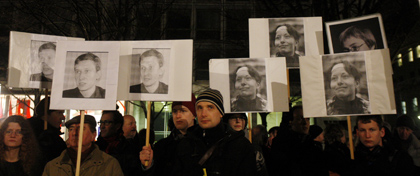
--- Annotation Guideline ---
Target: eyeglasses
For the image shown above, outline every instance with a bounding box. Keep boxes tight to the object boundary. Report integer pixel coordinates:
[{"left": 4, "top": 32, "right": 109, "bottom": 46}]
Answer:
[
  {"left": 343, "top": 43, "right": 364, "bottom": 52},
  {"left": 5, "top": 130, "right": 23, "bottom": 136},
  {"left": 98, "top": 120, "right": 114, "bottom": 126}
]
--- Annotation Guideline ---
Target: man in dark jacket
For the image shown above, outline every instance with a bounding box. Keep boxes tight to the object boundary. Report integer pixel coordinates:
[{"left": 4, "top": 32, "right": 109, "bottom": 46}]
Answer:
[
  {"left": 173, "top": 88, "right": 256, "bottom": 176},
  {"left": 28, "top": 97, "right": 67, "bottom": 162},
  {"left": 96, "top": 108, "right": 140, "bottom": 176},
  {"left": 354, "top": 115, "right": 416, "bottom": 176},
  {"left": 140, "top": 93, "right": 197, "bottom": 175},
  {"left": 270, "top": 106, "right": 328, "bottom": 176}
]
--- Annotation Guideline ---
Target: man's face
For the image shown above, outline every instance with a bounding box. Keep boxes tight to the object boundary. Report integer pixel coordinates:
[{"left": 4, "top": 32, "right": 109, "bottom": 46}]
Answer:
[
  {"left": 140, "top": 56, "right": 162, "bottom": 87},
  {"left": 4, "top": 122, "right": 23, "bottom": 148},
  {"left": 122, "top": 115, "right": 137, "bottom": 139},
  {"left": 357, "top": 120, "right": 385, "bottom": 150},
  {"left": 343, "top": 36, "right": 373, "bottom": 52},
  {"left": 196, "top": 102, "right": 222, "bottom": 129},
  {"left": 172, "top": 105, "right": 195, "bottom": 132},
  {"left": 397, "top": 126, "right": 412, "bottom": 141},
  {"left": 274, "top": 26, "right": 297, "bottom": 56},
  {"left": 228, "top": 115, "right": 246, "bottom": 132},
  {"left": 74, "top": 60, "right": 100, "bottom": 92},
  {"left": 290, "top": 109, "right": 309, "bottom": 135},
  {"left": 330, "top": 63, "right": 358, "bottom": 101},
  {"left": 235, "top": 68, "right": 259, "bottom": 99},
  {"left": 100, "top": 113, "right": 120, "bottom": 138},
  {"left": 48, "top": 110, "right": 65, "bottom": 129},
  {"left": 39, "top": 49, "right": 55, "bottom": 75},
  {"left": 68, "top": 124, "right": 96, "bottom": 150}
]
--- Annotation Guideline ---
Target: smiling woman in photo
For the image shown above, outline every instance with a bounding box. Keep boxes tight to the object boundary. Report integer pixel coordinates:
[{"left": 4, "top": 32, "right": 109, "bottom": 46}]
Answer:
[
  {"left": 325, "top": 60, "right": 370, "bottom": 115},
  {"left": 231, "top": 65, "right": 267, "bottom": 112}
]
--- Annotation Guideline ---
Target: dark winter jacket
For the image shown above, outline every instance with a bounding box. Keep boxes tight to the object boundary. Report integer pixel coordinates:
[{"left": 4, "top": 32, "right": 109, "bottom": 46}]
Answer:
[
  {"left": 96, "top": 133, "right": 141, "bottom": 176},
  {"left": 324, "top": 141, "right": 354, "bottom": 176},
  {"left": 270, "top": 130, "right": 328, "bottom": 176},
  {"left": 173, "top": 122, "right": 257, "bottom": 176},
  {"left": 354, "top": 143, "right": 416, "bottom": 176}
]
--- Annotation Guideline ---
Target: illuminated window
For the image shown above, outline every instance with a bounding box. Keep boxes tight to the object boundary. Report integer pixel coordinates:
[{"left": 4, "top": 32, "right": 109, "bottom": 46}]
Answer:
[
  {"left": 409, "top": 48, "right": 414, "bottom": 62},
  {"left": 402, "top": 101, "right": 407, "bottom": 114},
  {"left": 417, "top": 45, "right": 420, "bottom": 58},
  {"left": 398, "top": 54, "right": 403, "bottom": 67},
  {"left": 414, "top": 97, "right": 418, "bottom": 111}
]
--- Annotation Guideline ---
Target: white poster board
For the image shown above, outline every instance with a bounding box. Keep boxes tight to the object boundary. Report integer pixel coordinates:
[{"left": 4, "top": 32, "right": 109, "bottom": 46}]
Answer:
[
  {"left": 325, "top": 13, "right": 387, "bottom": 54},
  {"left": 249, "top": 17, "right": 323, "bottom": 68},
  {"left": 8, "top": 31, "right": 84, "bottom": 89},
  {"left": 50, "top": 41, "right": 120, "bottom": 110},
  {"left": 210, "top": 58, "right": 288, "bottom": 113},
  {"left": 117, "top": 40, "right": 193, "bottom": 101},
  {"left": 300, "top": 49, "right": 396, "bottom": 117}
]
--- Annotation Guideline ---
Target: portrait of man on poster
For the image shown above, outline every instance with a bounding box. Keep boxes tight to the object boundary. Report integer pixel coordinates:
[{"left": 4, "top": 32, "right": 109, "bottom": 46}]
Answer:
[
  {"left": 30, "top": 42, "right": 56, "bottom": 83},
  {"left": 130, "top": 49, "right": 168, "bottom": 94},
  {"left": 62, "top": 52, "right": 106, "bottom": 98}
]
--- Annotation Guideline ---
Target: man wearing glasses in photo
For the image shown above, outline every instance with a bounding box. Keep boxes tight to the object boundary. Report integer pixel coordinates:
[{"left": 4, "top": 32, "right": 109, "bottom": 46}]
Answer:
[{"left": 339, "top": 26, "right": 377, "bottom": 52}]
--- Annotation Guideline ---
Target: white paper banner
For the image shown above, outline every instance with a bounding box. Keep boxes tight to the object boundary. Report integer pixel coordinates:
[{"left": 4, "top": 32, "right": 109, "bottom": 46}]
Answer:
[
  {"left": 300, "top": 49, "right": 396, "bottom": 117},
  {"left": 50, "top": 41, "right": 120, "bottom": 110},
  {"left": 210, "top": 58, "right": 289, "bottom": 113},
  {"left": 117, "top": 40, "right": 193, "bottom": 101},
  {"left": 249, "top": 17, "right": 323, "bottom": 68},
  {"left": 8, "top": 31, "right": 84, "bottom": 89}
]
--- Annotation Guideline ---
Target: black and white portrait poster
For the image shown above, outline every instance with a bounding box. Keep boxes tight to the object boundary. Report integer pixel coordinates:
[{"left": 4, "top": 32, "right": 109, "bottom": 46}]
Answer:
[
  {"left": 50, "top": 41, "right": 120, "bottom": 110},
  {"left": 210, "top": 58, "right": 288, "bottom": 113},
  {"left": 300, "top": 49, "right": 396, "bottom": 117},
  {"left": 8, "top": 31, "right": 84, "bottom": 89},
  {"left": 117, "top": 40, "right": 193, "bottom": 101},
  {"left": 325, "top": 13, "right": 387, "bottom": 54},
  {"left": 249, "top": 17, "right": 323, "bottom": 68}
]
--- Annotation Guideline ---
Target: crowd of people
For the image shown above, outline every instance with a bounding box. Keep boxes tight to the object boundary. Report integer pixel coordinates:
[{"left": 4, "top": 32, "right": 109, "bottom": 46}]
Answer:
[{"left": 0, "top": 88, "right": 419, "bottom": 176}]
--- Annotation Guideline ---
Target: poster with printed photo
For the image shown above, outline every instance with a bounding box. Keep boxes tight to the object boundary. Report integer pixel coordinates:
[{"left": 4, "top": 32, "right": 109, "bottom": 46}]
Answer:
[
  {"left": 210, "top": 57, "right": 288, "bottom": 113},
  {"left": 50, "top": 41, "right": 120, "bottom": 110},
  {"left": 8, "top": 31, "right": 84, "bottom": 89},
  {"left": 300, "top": 49, "right": 396, "bottom": 117},
  {"left": 117, "top": 40, "right": 193, "bottom": 101},
  {"left": 249, "top": 17, "right": 323, "bottom": 68},
  {"left": 325, "top": 13, "right": 387, "bottom": 54}
]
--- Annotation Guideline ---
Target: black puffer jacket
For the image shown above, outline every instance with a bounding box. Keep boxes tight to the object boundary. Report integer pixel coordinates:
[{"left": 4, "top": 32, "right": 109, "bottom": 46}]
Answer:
[{"left": 173, "top": 122, "right": 256, "bottom": 176}]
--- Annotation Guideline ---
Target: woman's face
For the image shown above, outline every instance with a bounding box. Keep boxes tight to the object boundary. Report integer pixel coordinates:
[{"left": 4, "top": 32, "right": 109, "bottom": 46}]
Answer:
[
  {"left": 228, "top": 115, "right": 246, "bottom": 131},
  {"left": 235, "top": 67, "right": 259, "bottom": 99},
  {"left": 330, "top": 63, "right": 358, "bottom": 101},
  {"left": 4, "top": 122, "right": 23, "bottom": 148},
  {"left": 343, "top": 36, "right": 374, "bottom": 52},
  {"left": 274, "top": 26, "right": 297, "bottom": 56}
]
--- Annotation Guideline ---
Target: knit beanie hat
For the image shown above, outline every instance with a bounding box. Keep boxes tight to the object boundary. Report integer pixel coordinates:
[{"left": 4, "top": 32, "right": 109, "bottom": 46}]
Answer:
[
  {"left": 196, "top": 88, "right": 224, "bottom": 116},
  {"left": 172, "top": 93, "right": 197, "bottom": 117},
  {"left": 309, "top": 125, "right": 323, "bottom": 140},
  {"left": 396, "top": 115, "right": 416, "bottom": 130}
]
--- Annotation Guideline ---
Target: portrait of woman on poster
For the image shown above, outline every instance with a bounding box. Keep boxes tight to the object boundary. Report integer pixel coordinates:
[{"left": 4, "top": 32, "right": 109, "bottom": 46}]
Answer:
[
  {"left": 0, "top": 115, "right": 42, "bottom": 176},
  {"left": 325, "top": 60, "right": 370, "bottom": 115},
  {"left": 339, "top": 26, "right": 377, "bottom": 52},
  {"left": 231, "top": 65, "right": 267, "bottom": 112}
]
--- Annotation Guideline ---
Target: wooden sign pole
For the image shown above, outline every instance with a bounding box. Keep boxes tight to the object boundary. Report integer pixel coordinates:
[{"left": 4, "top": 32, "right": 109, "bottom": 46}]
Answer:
[
  {"left": 347, "top": 116, "right": 355, "bottom": 160},
  {"left": 44, "top": 89, "right": 49, "bottom": 130},
  {"left": 75, "top": 110, "right": 86, "bottom": 176},
  {"left": 144, "top": 101, "right": 152, "bottom": 167},
  {"left": 248, "top": 112, "right": 252, "bottom": 143}
]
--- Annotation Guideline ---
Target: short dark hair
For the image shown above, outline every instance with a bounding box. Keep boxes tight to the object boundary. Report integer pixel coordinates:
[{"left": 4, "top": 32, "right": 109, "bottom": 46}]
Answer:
[
  {"left": 268, "top": 126, "right": 280, "bottom": 135},
  {"left": 326, "top": 60, "right": 361, "bottom": 88},
  {"left": 324, "top": 124, "right": 345, "bottom": 145},
  {"left": 74, "top": 52, "right": 101, "bottom": 72},
  {"left": 339, "top": 26, "right": 377, "bottom": 49},
  {"left": 224, "top": 113, "right": 248, "bottom": 128},
  {"left": 356, "top": 115, "right": 383, "bottom": 129},
  {"left": 139, "top": 49, "right": 164, "bottom": 67},
  {"left": 233, "top": 65, "right": 262, "bottom": 83},
  {"left": 38, "top": 42, "right": 56, "bottom": 53},
  {"left": 102, "top": 108, "right": 124, "bottom": 129},
  {"left": 275, "top": 24, "right": 300, "bottom": 41}
]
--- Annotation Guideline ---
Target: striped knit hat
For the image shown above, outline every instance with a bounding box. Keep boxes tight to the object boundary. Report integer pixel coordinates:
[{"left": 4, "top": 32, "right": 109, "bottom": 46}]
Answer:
[{"left": 196, "top": 88, "right": 225, "bottom": 116}]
